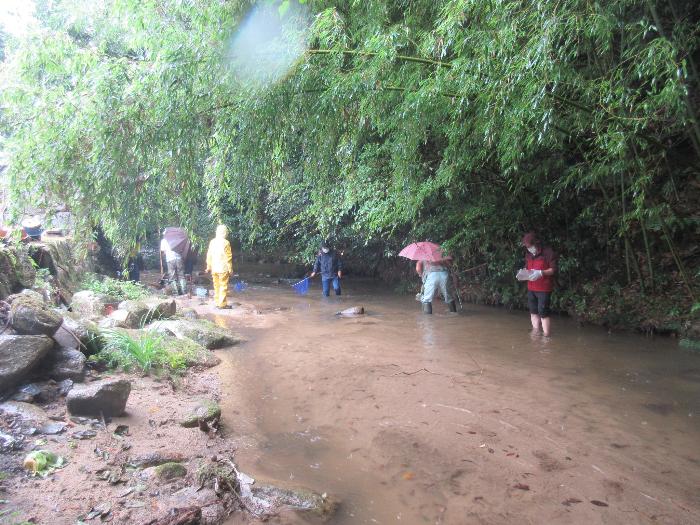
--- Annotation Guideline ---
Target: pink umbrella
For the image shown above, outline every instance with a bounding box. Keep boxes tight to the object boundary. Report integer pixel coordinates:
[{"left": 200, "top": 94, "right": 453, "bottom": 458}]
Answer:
[{"left": 398, "top": 242, "right": 451, "bottom": 262}]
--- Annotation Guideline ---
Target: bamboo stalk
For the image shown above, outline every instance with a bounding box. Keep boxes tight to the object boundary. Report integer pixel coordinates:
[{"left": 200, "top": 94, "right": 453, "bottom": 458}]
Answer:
[
  {"left": 306, "top": 48, "right": 452, "bottom": 69},
  {"left": 640, "top": 216, "right": 655, "bottom": 293},
  {"left": 658, "top": 214, "right": 697, "bottom": 302},
  {"left": 628, "top": 236, "right": 645, "bottom": 295},
  {"left": 619, "top": 173, "right": 632, "bottom": 286},
  {"left": 646, "top": 0, "right": 700, "bottom": 158}
]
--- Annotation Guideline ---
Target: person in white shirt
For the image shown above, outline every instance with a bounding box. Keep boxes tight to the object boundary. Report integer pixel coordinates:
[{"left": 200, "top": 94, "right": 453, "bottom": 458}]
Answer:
[{"left": 160, "top": 234, "right": 186, "bottom": 295}]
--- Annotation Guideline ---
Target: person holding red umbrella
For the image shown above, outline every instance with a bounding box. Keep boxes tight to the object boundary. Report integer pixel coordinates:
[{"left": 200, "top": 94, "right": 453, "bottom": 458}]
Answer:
[{"left": 399, "top": 242, "right": 457, "bottom": 314}]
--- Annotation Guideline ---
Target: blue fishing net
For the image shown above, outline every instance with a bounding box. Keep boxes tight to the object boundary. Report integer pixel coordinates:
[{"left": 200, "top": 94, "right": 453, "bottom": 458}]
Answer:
[
  {"left": 234, "top": 281, "right": 248, "bottom": 292},
  {"left": 291, "top": 277, "right": 309, "bottom": 295}
]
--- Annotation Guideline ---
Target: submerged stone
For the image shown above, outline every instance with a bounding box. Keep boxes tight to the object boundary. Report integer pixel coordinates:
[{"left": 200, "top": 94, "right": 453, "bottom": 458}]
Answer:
[
  {"left": 147, "top": 319, "right": 242, "bottom": 349},
  {"left": 335, "top": 306, "right": 365, "bottom": 317}
]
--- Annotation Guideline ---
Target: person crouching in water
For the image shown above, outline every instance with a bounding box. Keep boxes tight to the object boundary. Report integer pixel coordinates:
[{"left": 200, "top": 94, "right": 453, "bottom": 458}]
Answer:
[
  {"left": 206, "top": 225, "right": 233, "bottom": 309},
  {"left": 416, "top": 259, "right": 457, "bottom": 314},
  {"left": 522, "top": 232, "right": 557, "bottom": 337},
  {"left": 309, "top": 241, "right": 343, "bottom": 296}
]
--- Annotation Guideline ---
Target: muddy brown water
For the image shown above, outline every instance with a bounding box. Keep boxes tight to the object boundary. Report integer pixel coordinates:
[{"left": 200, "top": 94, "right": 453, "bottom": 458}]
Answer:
[{"left": 214, "top": 279, "right": 700, "bottom": 525}]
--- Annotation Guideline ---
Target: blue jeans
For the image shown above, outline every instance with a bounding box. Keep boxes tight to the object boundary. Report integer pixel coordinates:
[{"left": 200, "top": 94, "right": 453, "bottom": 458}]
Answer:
[{"left": 322, "top": 276, "right": 341, "bottom": 296}]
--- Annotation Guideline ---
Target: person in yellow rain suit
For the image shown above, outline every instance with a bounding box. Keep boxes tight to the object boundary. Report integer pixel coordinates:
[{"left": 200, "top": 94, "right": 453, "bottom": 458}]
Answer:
[{"left": 205, "top": 225, "right": 233, "bottom": 309}]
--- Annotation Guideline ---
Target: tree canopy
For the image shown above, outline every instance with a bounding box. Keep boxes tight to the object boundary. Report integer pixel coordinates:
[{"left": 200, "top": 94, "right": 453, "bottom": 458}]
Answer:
[{"left": 1, "top": 0, "right": 698, "bottom": 325}]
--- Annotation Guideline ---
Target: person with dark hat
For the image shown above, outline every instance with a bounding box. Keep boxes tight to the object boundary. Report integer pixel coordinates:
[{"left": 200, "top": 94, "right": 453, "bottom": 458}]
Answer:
[
  {"left": 520, "top": 232, "right": 557, "bottom": 337},
  {"left": 309, "top": 241, "right": 343, "bottom": 297}
]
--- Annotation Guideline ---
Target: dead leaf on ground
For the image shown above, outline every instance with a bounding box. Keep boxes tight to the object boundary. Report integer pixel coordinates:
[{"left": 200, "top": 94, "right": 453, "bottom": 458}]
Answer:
[{"left": 562, "top": 498, "right": 582, "bottom": 506}]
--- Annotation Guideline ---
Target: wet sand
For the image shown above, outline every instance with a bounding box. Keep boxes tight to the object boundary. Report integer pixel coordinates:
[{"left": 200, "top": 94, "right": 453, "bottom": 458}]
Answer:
[{"left": 217, "top": 279, "right": 700, "bottom": 525}]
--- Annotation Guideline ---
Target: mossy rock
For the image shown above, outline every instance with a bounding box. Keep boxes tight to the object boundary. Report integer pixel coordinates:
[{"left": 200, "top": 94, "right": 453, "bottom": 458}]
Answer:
[
  {"left": 9, "top": 295, "right": 63, "bottom": 336},
  {"left": 154, "top": 462, "right": 187, "bottom": 481},
  {"left": 250, "top": 484, "right": 339, "bottom": 519},
  {"left": 180, "top": 400, "right": 221, "bottom": 428},
  {"left": 146, "top": 319, "right": 242, "bottom": 349},
  {"left": 171, "top": 337, "right": 221, "bottom": 368}
]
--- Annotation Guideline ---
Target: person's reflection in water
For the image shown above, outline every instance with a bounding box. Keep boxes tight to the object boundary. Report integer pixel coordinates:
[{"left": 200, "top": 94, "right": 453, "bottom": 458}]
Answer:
[
  {"left": 418, "top": 315, "right": 437, "bottom": 353},
  {"left": 529, "top": 328, "right": 552, "bottom": 353},
  {"left": 212, "top": 315, "right": 229, "bottom": 329}
]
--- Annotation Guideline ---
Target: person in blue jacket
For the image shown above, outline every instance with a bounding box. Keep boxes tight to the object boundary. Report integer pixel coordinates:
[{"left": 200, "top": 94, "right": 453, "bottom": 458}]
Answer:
[{"left": 309, "top": 241, "right": 343, "bottom": 296}]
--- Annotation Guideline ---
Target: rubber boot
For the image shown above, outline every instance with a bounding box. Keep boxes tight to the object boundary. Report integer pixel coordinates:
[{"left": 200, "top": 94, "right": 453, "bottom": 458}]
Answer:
[
  {"left": 422, "top": 302, "right": 433, "bottom": 314},
  {"left": 448, "top": 300, "right": 457, "bottom": 313}
]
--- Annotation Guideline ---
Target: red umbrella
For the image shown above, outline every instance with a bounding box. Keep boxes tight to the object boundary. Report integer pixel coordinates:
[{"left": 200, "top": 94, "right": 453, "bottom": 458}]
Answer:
[{"left": 398, "top": 242, "right": 451, "bottom": 262}]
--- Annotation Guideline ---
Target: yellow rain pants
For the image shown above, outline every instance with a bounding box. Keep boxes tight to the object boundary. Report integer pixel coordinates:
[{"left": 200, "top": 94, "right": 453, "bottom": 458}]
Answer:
[
  {"left": 206, "top": 225, "right": 233, "bottom": 308},
  {"left": 212, "top": 272, "right": 230, "bottom": 308}
]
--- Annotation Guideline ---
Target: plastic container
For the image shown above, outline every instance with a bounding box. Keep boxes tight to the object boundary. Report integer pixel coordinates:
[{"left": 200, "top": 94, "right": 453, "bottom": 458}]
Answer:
[
  {"left": 24, "top": 227, "right": 43, "bottom": 240},
  {"left": 516, "top": 269, "right": 533, "bottom": 281}
]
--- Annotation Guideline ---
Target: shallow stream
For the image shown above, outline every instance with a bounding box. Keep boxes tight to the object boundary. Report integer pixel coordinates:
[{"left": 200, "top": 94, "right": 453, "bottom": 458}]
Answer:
[{"left": 216, "top": 279, "right": 700, "bottom": 524}]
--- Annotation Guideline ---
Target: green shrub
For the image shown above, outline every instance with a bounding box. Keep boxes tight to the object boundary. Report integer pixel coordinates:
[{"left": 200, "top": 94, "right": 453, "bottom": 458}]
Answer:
[
  {"left": 81, "top": 274, "right": 148, "bottom": 301},
  {"left": 679, "top": 338, "right": 700, "bottom": 353},
  {"left": 91, "top": 329, "right": 187, "bottom": 374}
]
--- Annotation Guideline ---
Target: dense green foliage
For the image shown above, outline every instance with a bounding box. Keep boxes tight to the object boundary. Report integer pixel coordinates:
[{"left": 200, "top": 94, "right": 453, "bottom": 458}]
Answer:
[
  {"left": 1, "top": 0, "right": 698, "bottom": 329},
  {"left": 81, "top": 273, "right": 148, "bottom": 300}
]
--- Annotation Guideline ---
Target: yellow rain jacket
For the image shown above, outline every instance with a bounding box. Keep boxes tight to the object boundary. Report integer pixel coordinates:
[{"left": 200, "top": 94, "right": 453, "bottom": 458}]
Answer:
[
  {"left": 207, "top": 225, "right": 233, "bottom": 308},
  {"left": 206, "top": 225, "right": 233, "bottom": 274}
]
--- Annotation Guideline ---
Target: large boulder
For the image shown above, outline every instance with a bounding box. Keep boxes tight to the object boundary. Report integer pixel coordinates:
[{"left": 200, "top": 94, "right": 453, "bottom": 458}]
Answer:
[
  {"left": 98, "top": 310, "right": 133, "bottom": 329},
  {"left": 6, "top": 289, "right": 45, "bottom": 305},
  {"left": 0, "top": 246, "right": 36, "bottom": 300},
  {"left": 55, "top": 315, "right": 103, "bottom": 355},
  {"left": 0, "top": 335, "right": 54, "bottom": 391},
  {"left": 147, "top": 319, "right": 242, "bottom": 349},
  {"left": 115, "top": 300, "right": 153, "bottom": 327},
  {"left": 70, "top": 290, "right": 115, "bottom": 319},
  {"left": 9, "top": 296, "right": 62, "bottom": 336},
  {"left": 144, "top": 297, "right": 177, "bottom": 319},
  {"left": 0, "top": 401, "right": 50, "bottom": 425},
  {"left": 66, "top": 378, "right": 131, "bottom": 417},
  {"left": 42, "top": 347, "right": 86, "bottom": 382},
  {"left": 112, "top": 297, "right": 176, "bottom": 328},
  {"left": 37, "top": 240, "right": 85, "bottom": 303},
  {"left": 169, "top": 337, "right": 221, "bottom": 368}
]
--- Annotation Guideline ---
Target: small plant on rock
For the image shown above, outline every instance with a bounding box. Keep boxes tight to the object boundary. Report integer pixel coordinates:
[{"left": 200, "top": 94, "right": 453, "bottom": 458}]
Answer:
[{"left": 91, "top": 329, "right": 187, "bottom": 375}]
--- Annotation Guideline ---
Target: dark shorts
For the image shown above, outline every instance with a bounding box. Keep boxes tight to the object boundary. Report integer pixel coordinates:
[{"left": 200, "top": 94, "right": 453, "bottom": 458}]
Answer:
[{"left": 527, "top": 291, "right": 551, "bottom": 318}]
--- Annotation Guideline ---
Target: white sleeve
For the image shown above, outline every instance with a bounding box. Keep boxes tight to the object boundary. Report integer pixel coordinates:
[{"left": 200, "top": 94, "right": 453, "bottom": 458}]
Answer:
[{"left": 160, "top": 239, "right": 169, "bottom": 251}]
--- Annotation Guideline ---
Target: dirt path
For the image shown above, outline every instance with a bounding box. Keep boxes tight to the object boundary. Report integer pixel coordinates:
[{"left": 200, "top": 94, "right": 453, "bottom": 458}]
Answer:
[{"left": 213, "top": 281, "right": 700, "bottom": 525}]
